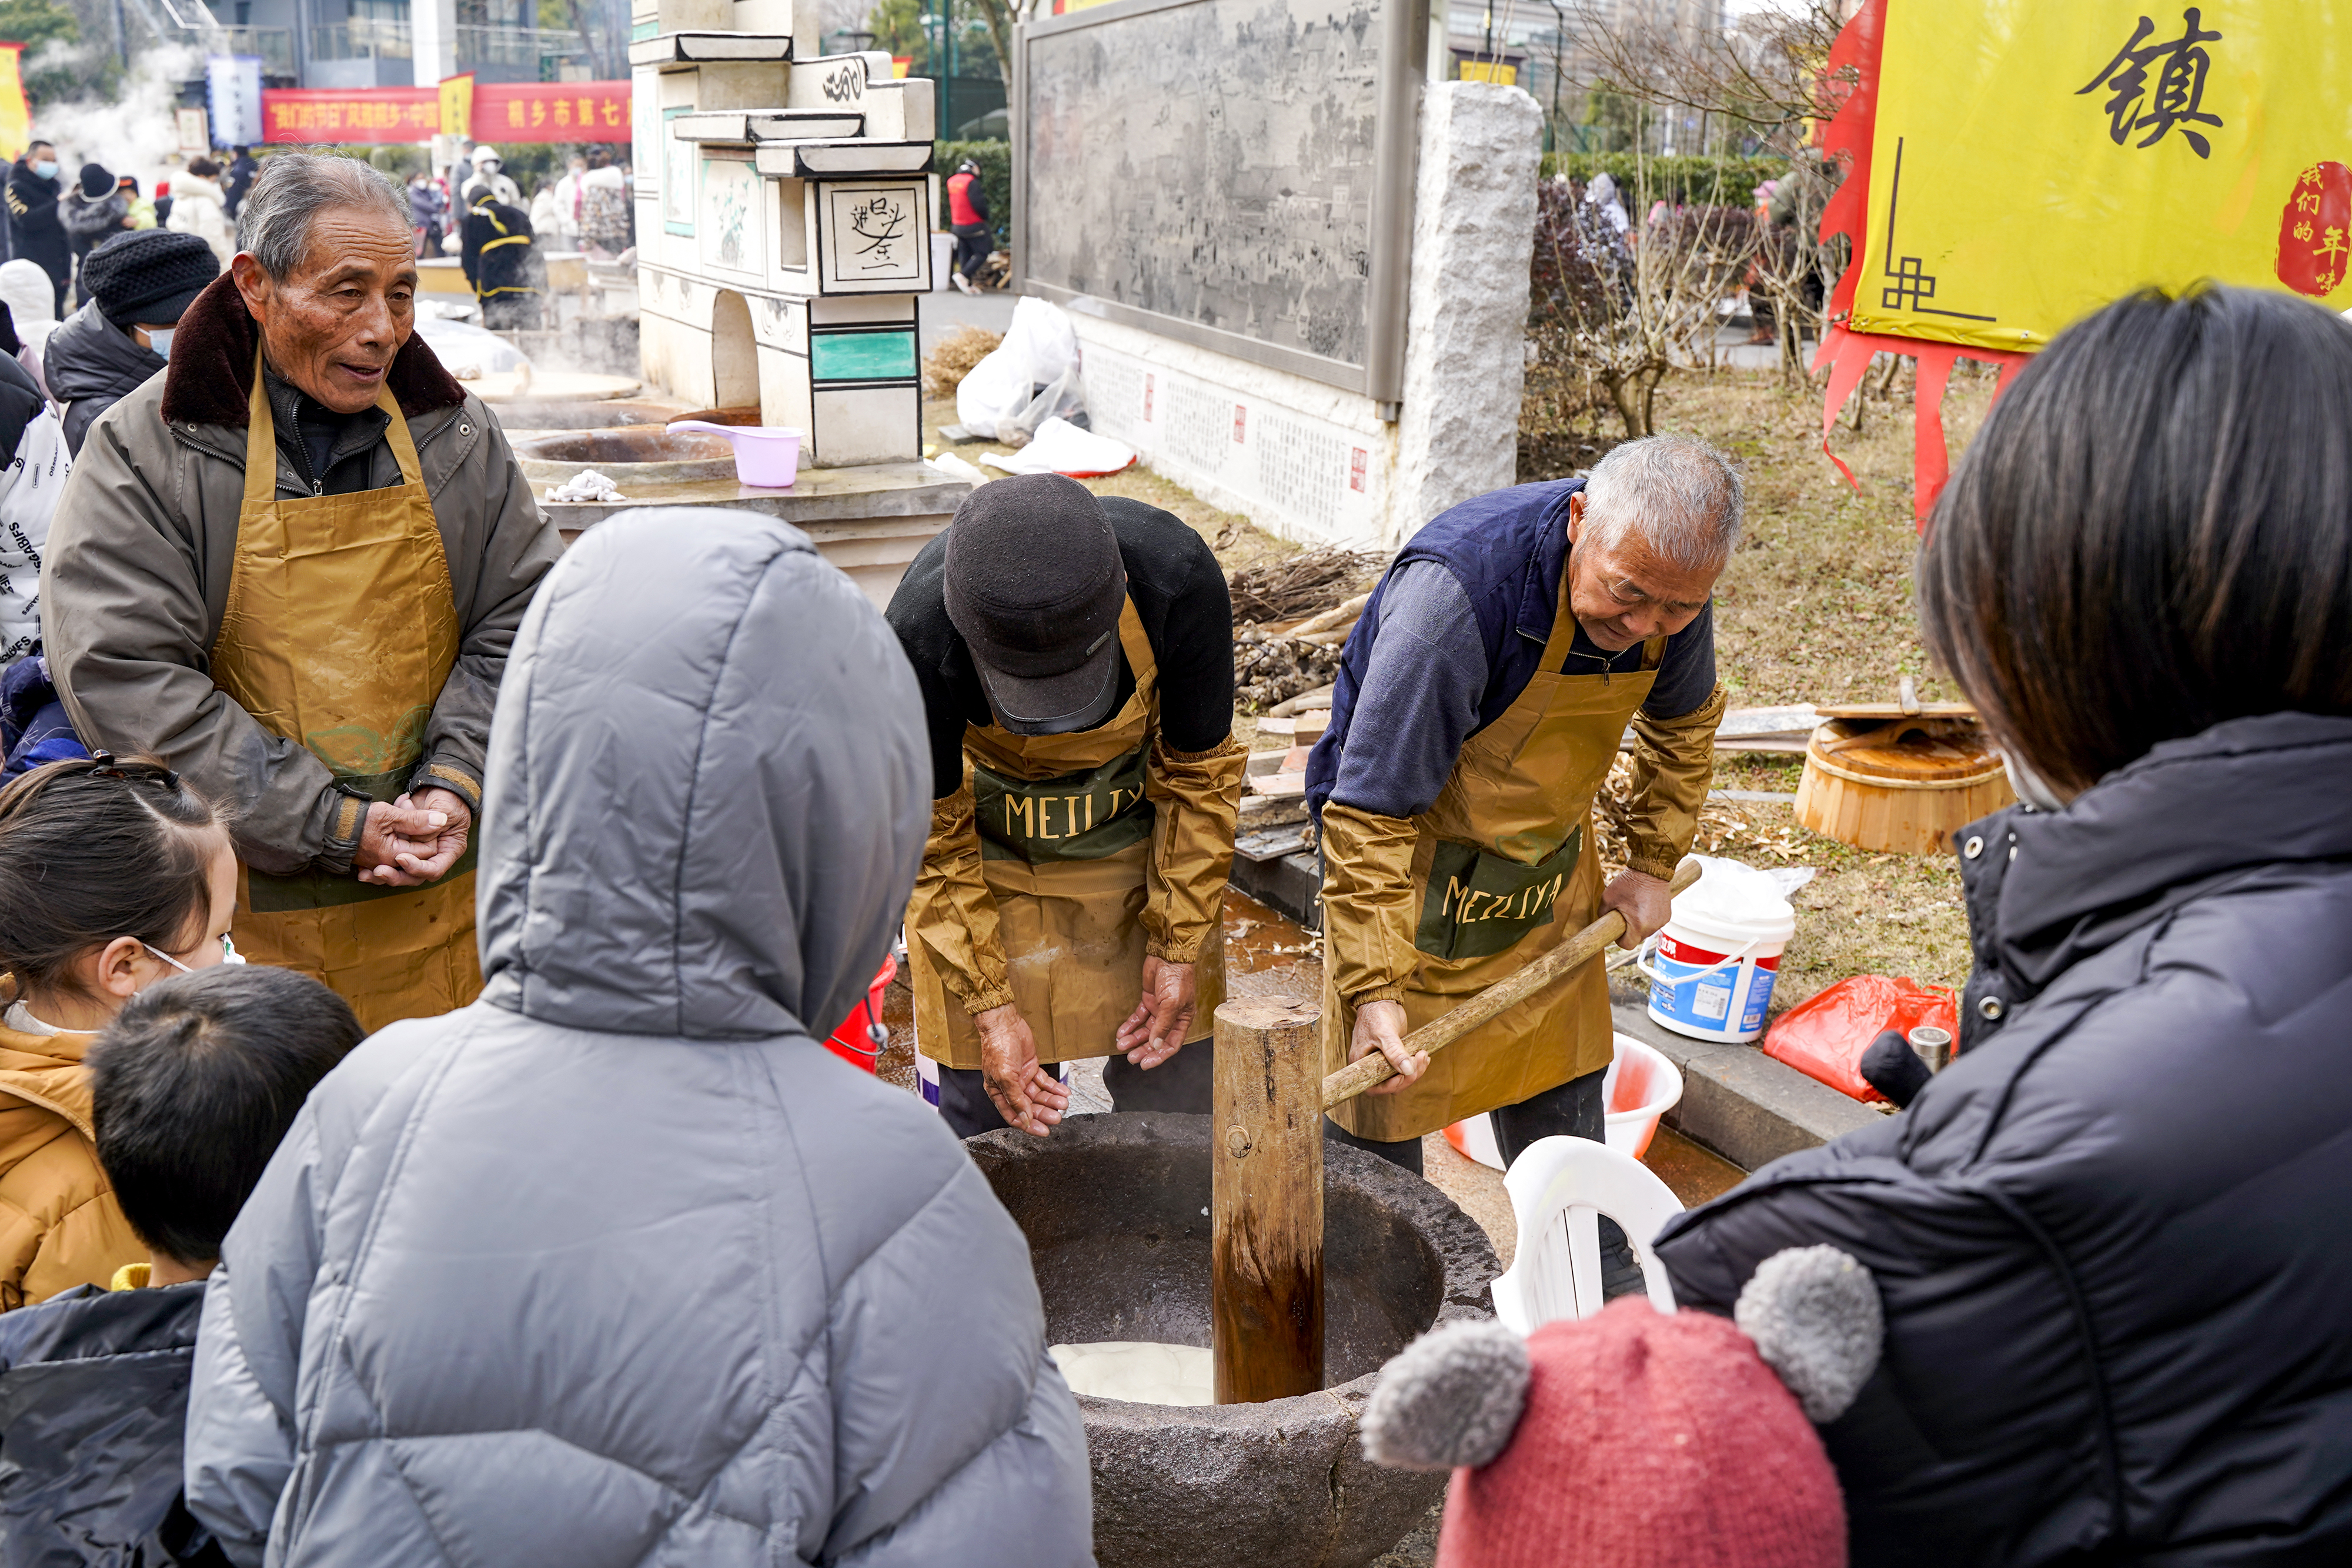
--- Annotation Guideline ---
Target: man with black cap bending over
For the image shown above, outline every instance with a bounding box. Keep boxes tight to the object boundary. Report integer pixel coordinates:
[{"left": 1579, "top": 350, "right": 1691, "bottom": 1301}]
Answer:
[{"left": 889, "top": 473, "right": 1248, "bottom": 1138}]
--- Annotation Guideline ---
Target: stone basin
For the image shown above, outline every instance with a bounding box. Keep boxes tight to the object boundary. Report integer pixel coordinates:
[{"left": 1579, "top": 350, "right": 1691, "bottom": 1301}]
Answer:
[
  {"left": 494, "top": 397, "right": 686, "bottom": 433},
  {"left": 510, "top": 427, "right": 740, "bottom": 484},
  {"left": 968, "top": 1113, "right": 1499, "bottom": 1568}
]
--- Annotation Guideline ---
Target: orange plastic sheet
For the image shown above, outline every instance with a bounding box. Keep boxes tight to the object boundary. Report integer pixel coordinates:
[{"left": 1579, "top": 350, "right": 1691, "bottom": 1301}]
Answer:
[{"left": 1762, "top": 974, "right": 1958, "bottom": 1104}]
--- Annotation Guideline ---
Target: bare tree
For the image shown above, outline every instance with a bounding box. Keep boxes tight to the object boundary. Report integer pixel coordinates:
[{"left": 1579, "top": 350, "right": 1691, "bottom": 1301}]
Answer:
[
  {"left": 1528, "top": 154, "right": 1759, "bottom": 439},
  {"left": 1567, "top": 0, "right": 1852, "bottom": 156}
]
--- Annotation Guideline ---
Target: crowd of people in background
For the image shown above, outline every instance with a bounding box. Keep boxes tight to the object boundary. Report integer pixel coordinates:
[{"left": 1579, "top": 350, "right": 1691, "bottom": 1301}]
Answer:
[
  {"left": 0, "top": 127, "right": 2336, "bottom": 1568},
  {"left": 0, "top": 136, "right": 634, "bottom": 349}
]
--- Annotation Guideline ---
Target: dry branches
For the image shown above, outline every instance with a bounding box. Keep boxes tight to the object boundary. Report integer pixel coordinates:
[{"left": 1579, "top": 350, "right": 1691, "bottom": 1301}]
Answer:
[
  {"left": 1528, "top": 176, "right": 1759, "bottom": 439},
  {"left": 920, "top": 326, "right": 1003, "bottom": 400},
  {"left": 1224, "top": 549, "right": 1383, "bottom": 624}
]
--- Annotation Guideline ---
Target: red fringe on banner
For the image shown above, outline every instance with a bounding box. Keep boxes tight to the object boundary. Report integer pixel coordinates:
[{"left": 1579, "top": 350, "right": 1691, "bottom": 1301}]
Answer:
[{"left": 1810, "top": 0, "right": 2029, "bottom": 531}]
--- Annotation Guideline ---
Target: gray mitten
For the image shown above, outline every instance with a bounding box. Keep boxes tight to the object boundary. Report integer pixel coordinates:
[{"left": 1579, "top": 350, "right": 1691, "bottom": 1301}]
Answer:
[
  {"left": 1359, "top": 1320, "right": 1530, "bottom": 1472},
  {"left": 1734, "top": 1245, "right": 1885, "bottom": 1422}
]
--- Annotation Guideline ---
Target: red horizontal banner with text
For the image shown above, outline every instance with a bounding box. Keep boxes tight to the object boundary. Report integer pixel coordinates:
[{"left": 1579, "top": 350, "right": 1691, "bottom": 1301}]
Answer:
[
  {"left": 473, "top": 82, "right": 630, "bottom": 142},
  {"left": 258, "top": 81, "right": 632, "bottom": 145},
  {"left": 262, "top": 87, "right": 439, "bottom": 143}
]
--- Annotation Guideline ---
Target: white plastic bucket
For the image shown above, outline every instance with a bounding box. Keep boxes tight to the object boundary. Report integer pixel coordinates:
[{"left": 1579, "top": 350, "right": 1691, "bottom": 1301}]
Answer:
[
  {"left": 1637, "top": 855, "right": 1796, "bottom": 1044},
  {"left": 1442, "top": 1033, "right": 1686, "bottom": 1168}
]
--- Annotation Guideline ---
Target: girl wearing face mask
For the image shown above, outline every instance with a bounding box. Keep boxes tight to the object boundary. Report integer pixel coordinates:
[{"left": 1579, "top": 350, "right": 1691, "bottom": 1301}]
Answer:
[{"left": 0, "top": 753, "right": 236, "bottom": 1308}]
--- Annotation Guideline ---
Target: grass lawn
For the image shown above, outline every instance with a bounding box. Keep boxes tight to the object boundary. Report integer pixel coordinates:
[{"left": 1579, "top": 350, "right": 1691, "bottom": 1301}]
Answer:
[{"left": 923, "top": 361, "right": 1996, "bottom": 1009}]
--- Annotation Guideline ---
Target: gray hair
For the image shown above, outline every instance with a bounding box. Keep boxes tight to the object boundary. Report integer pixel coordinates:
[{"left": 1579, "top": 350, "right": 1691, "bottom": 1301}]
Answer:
[
  {"left": 235, "top": 152, "right": 410, "bottom": 280},
  {"left": 1582, "top": 433, "right": 1745, "bottom": 570}
]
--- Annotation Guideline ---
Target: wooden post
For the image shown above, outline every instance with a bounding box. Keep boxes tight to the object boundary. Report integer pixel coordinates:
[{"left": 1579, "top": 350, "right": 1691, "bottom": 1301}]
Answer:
[{"left": 1212, "top": 996, "right": 1324, "bottom": 1405}]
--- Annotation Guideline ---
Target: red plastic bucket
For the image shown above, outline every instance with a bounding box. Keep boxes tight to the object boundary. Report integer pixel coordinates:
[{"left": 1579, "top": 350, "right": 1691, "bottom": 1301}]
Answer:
[{"left": 824, "top": 952, "right": 896, "bottom": 1072}]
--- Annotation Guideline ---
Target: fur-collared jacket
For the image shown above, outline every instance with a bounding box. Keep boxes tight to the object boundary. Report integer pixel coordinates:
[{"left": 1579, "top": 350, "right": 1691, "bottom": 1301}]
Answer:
[{"left": 36, "top": 273, "right": 562, "bottom": 878}]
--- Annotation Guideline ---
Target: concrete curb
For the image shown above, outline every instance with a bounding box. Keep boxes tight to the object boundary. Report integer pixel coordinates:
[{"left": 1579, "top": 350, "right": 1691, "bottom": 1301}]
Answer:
[{"left": 1609, "top": 979, "right": 1884, "bottom": 1172}]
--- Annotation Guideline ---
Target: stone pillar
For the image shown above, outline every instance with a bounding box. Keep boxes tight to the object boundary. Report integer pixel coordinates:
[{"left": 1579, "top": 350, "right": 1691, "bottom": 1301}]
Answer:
[
  {"left": 413, "top": 0, "right": 458, "bottom": 88},
  {"left": 1390, "top": 81, "right": 1543, "bottom": 547}
]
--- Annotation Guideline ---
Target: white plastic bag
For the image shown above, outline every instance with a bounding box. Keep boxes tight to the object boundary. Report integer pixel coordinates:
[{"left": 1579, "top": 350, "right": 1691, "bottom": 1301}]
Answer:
[
  {"left": 980, "top": 417, "right": 1136, "bottom": 478},
  {"left": 956, "top": 297, "right": 1084, "bottom": 440}
]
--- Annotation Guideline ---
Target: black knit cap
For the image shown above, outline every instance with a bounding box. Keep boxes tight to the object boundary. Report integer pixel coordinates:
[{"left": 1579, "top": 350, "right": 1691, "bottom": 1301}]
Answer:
[
  {"left": 81, "top": 230, "right": 220, "bottom": 329},
  {"left": 944, "top": 473, "right": 1127, "bottom": 735},
  {"left": 77, "top": 162, "right": 110, "bottom": 199}
]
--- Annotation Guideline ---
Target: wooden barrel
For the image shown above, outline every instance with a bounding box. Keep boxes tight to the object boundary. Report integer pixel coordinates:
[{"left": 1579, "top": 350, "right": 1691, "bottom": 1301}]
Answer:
[{"left": 1794, "top": 717, "right": 2016, "bottom": 854}]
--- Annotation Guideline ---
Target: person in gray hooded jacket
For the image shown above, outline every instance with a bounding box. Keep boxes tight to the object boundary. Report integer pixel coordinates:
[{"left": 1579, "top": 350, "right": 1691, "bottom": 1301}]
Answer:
[{"left": 179, "top": 507, "right": 1096, "bottom": 1567}]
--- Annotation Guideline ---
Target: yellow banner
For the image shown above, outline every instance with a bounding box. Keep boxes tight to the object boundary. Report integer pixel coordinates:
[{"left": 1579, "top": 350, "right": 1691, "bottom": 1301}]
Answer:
[
  {"left": 0, "top": 47, "right": 29, "bottom": 164},
  {"left": 439, "top": 72, "right": 475, "bottom": 140},
  {"left": 1850, "top": 2, "right": 2349, "bottom": 352}
]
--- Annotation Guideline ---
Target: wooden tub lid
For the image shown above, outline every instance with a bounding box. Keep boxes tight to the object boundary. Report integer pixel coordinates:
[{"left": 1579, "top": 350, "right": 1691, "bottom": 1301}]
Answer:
[{"left": 1808, "top": 717, "right": 2004, "bottom": 785}]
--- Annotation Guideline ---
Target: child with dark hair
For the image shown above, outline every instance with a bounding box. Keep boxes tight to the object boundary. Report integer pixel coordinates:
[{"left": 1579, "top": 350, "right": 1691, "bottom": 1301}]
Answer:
[
  {"left": 0, "top": 754, "right": 235, "bottom": 1306},
  {"left": 0, "top": 965, "right": 360, "bottom": 1567}
]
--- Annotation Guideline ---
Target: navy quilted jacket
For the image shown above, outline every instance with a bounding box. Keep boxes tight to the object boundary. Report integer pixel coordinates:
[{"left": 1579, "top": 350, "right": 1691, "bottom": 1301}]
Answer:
[{"left": 1658, "top": 713, "right": 2352, "bottom": 1564}]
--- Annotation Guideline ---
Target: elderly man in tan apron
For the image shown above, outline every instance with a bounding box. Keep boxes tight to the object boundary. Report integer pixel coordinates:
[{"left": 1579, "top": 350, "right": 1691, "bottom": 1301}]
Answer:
[
  {"left": 1307, "top": 437, "right": 1735, "bottom": 1250},
  {"left": 42, "top": 152, "right": 560, "bottom": 1032},
  {"left": 891, "top": 474, "right": 1247, "bottom": 1138}
]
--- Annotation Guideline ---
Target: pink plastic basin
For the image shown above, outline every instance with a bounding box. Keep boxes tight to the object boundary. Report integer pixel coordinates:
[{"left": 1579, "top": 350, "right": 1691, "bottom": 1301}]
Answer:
[{"left": 666, "top": 419, "right": 803, "bottom": 488}]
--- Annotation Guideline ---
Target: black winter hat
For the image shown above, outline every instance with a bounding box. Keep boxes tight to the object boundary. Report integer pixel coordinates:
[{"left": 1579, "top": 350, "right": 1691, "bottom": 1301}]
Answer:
[
  {"left": 81, "top": 229, "right": 220, "bottom": 327},
  {"left": 77, "top": 162, "right": 111, "bottom": 199},
  {"left": 943, "top": 473, "right": 1127, "bottom": 735}
]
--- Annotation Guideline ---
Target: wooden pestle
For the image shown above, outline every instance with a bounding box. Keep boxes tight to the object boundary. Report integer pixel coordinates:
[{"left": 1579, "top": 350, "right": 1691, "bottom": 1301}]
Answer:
[{"left": 1320, "top": 858, "right": 1703, "bottom": 1111}]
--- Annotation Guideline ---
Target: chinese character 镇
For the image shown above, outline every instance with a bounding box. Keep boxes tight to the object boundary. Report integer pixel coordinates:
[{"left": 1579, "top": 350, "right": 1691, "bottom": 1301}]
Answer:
[
  {"left": 508, "top": 101, "right": 525, "bottom": 128},
  {"left": 2077, "top": 8, "right": 2224, "bottom": 159}
]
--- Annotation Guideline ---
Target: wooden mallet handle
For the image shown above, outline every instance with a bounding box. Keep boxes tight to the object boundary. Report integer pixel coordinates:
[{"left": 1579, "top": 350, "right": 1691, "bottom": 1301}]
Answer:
[{"left": 1320, "top": 857, "right": 1703, "bottom": 1111}]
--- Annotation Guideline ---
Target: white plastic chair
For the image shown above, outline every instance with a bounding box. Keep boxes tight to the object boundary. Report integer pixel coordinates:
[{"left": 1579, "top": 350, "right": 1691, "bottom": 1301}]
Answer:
[{"left": 1488, "top": 1135, "right": 1686, "bottom": 1331}]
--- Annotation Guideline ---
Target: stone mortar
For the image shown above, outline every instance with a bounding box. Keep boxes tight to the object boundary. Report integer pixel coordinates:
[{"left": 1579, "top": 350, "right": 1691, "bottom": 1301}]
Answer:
[
  {"left": 968, "top": 1113, "right": 1499, "bottom": 1568},
  {"left": 510, "top": 427, "right": 741, "bottom": 484}
]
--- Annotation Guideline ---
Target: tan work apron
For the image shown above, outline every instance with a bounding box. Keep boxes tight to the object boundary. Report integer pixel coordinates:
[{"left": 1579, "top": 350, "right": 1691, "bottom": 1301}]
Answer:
[
  {"left": 911, "top": 600, "right": 1227, "bottom": 1068},
  {"left": 1324, "top": 568, "right": 1662, "bottom": 1142},
  {"left": 210, "top": 353, "right": 482, "bottom": 1033}
]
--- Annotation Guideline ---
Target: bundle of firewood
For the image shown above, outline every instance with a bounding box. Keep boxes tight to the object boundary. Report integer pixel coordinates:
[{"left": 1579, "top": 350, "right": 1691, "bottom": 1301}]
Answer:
[
  {"left": 1225, "top": 549, "right": 1383, "bottom": 624},
  {"left": 1235, "top": 627, "right": 1342, "bottom": 712}
]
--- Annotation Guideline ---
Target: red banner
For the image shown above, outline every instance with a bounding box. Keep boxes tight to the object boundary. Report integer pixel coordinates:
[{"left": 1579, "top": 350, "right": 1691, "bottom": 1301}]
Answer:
[
  {"left": 473, "top": 82, "right": 630, "bottom": 142},
  {"left": 261, "top": 87, "right": 440, "bottom": 144},
  {"left": 258, "top": 81, "right": 631, "bottom": 145}
]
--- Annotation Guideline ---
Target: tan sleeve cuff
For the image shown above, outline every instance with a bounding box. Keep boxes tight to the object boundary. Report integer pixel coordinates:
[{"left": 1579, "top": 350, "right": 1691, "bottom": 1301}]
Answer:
[
  {"left": 959, "top": 984, "right": 1015, "bottom": 1015},
  {"left": 1318, "top": 801, "right": 1424, "bottom": 1003},
  {"left": 414, "top": 761, "right": 485, "bottom": 814},
  {"left": 1142, "top": 730, "right": 1247, "bottom": 961},
  {"left": 1349, "top": 984, "right": 1406, "bottom": 1008},
  {"left": 1622, "top": 681, "right": 1726, "bottom": 875}
]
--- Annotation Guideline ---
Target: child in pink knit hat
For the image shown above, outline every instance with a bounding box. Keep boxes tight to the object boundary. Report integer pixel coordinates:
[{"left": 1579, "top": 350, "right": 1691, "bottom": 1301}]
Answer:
[{"left": 1363, "top": 1246, "right": 1882, "bottom": 1568}]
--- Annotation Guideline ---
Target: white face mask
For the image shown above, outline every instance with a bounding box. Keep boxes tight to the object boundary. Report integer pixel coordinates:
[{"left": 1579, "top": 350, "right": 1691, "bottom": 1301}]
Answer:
[
  {"left": 2001, "top": 748, "right": 2069, "bottom": 814},
  {"left": 141, "top": 933, "right": 246, "bottom": 974},
  {"left": 141, "top": 326, "right": 173, "bottom": 358}
]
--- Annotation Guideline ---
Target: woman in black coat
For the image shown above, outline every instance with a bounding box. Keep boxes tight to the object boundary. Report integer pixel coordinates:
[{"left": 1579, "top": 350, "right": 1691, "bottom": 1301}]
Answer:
[{"left": 1655, "top": 285, "right": 2352, "bottom": 1565}]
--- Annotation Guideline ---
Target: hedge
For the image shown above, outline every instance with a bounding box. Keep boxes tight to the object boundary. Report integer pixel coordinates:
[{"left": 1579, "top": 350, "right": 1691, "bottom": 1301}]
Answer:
[
  {"left": 934, "top": 138, "right": 1011, "bottom": 246},
  {"left": 1536, "top": 153, "right": 1788, "bottom": 213}
]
